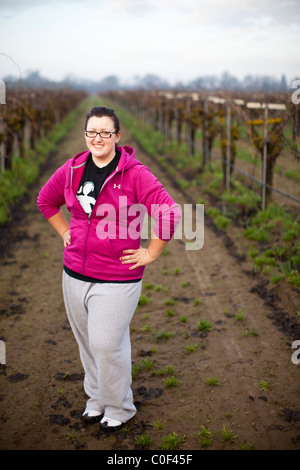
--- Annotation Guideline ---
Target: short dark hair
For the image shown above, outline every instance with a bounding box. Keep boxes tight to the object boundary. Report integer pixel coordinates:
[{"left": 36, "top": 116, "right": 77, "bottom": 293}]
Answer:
[{"left": 85, "top": 106, "right": 121, "bottom": 133}]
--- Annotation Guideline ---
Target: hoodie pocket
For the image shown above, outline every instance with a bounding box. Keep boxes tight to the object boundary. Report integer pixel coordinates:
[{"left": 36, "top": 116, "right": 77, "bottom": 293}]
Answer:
[
  {"left": 109, "top": 237, "right": 140, "bottom": 261},
  {"left": 107, "top": 237, "right": 121, "bottom": 261}
]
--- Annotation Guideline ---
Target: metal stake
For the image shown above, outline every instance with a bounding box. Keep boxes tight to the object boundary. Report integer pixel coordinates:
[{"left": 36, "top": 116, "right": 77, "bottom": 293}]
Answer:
[{"left": 262, "top": 104, "right": 268, "bottom": 210}]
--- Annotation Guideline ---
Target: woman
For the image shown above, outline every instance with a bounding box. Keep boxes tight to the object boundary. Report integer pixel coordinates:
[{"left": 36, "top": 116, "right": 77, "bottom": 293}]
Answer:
[{"left": 37, "top": 106, "right": 181, "bottom": 431}]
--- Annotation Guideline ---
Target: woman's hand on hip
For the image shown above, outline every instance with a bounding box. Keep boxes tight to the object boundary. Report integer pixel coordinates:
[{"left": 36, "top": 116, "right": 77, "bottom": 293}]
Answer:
[
  {"left": 120, "top": 237, "right": 168, "bottom": 270},
  {"left": 120, "top": 247, "right": 156, "bottom": 270},
  {"left": 62, "top": 229, "right": 71, "bottom": 248}
]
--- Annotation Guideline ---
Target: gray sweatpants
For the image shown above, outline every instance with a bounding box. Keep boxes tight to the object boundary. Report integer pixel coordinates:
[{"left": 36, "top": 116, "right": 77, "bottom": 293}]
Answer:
[{"left": 62, "top": 271, "right": 142, "bottom": 423}]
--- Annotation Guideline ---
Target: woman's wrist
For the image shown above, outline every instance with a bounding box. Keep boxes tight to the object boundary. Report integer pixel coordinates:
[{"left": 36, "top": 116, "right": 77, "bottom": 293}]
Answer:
[
  {"left": 48, "top": 211, "right": 69, "bottom": 239},
  {"left": 147, "top": 235, "right": 168, "bottom": 260},
  {"left": 60, "top": 227, "right": 70, "bottom": 238}
]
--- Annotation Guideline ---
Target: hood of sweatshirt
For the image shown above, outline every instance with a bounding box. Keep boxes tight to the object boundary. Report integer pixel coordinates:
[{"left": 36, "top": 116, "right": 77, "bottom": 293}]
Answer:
[
  {"left": 70, "top": 145, "right": 141, "bottom": 170},
  {"left": 68, "top": 145, "right": 143, "bottom": 194}
]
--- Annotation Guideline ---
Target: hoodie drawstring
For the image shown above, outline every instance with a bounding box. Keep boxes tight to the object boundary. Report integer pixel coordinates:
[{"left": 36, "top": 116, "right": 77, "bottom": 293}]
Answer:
[{"left": 120, "top": 167, "right": 125, "bottom": 196}]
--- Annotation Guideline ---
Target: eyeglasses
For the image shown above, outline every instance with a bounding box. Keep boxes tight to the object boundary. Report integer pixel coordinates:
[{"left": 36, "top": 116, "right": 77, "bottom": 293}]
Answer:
[{"left": 85, "top": 130, "right": 117, "bottom": 139}]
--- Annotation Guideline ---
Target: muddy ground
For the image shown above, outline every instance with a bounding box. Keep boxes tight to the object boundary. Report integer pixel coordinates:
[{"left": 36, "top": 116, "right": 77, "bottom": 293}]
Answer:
[{"left": 0, "top": 100, "right": 299, "bottom": 451}]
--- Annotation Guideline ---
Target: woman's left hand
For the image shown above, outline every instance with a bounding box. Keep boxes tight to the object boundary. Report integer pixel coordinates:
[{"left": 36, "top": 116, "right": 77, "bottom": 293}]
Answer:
[{"left": 120, "top": 248, "right": 157, "bottom": 270}]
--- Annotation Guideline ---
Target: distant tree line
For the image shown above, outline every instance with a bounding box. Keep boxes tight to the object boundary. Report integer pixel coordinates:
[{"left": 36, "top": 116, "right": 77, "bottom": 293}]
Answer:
[{"left": 3, "top": 69, "right": 293, "bottom": 93}]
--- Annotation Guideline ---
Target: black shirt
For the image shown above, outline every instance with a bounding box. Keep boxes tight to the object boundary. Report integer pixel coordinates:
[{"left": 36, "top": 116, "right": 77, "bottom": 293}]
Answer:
[{"left": 76, "top": 151, "right": 121, "bottom": 216}]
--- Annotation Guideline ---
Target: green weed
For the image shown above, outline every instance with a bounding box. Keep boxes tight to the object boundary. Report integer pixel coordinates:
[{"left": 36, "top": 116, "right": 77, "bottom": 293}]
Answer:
[
  {"left": 132, "top": 363, "right": 141, "bottom": 380},
  {"left": 221, "top": 425, "right": 238, "bottom": 442},
  {"left": 154, "top": 284, "right": 163, "bottom": 291},
  {"left": 244, "top": 226, "right": 270, "bottom": 242},
  {"left": 239, "top": 441, "right": 254, "bottom": 450},
  {"left": 163, "top": 376, "right": 180, "bottom": 387},
  {"left": 197, "top": 319, "right": 212, "bottom": 332},
  {"left": 144, "top": 283, "right": 154, "bottom": 289},
  {"left": 151, "top": 420, "right": 165, "bottom": 430},
  {"left": 153, "top": 366, "right": 174, "bottom": 376},
  {"left": 141, "top": 358, "right": 156, "bottom": 370},
  {"left": 166, "top": 309, "right": 175, "bottom": 317},
  {"left": 160, "top": 432, "right": 185, "bottom": 450},
  {"left": 270, "top": 273, "right": 284, "bottom": 284},
  {"left": 215, "top": 214, "right": 231, "bottom": 230},
  {"left": 193, "top": 425, "right": 216, "bottom": 448},
  {"left": 235, "top": 309, "right": 245, "bottom": 321},
  {"left": 205, "top": 376, "right": 223, "bottom": 386},
  {"left": 135, "top": 434, "right": 152, "bottom": 448},
  {"left": 185, "top": 342, "right": 205, "bottom": 354},
  {"left": 258, "top": 378, "right": 272, "bottom": 392},
  {"left": 284, "top": 167, "right": 300, "bottom": 184},
  {"left": 67, "top": 431, "right": 78, "bottom": 444},
  {"left": 154, "top": 331, "right": 174, "bottom": 341},
  {"left": 138, "top": 294, "right": 153, "bottom": 307},
  {"left": 180, "top": 315, "right": 188, "bottom": 323},
  {"left": 141, "top": 324, "right": 150, "bottom": 332},
  {"left": 243, "top": 328, "right": 259, "bottom": 337}
]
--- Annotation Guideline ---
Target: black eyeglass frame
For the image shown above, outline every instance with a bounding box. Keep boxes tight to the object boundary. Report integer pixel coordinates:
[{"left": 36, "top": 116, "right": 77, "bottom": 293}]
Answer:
[{"left": 85, "top": 130, "right": 117, "bottom": 139}]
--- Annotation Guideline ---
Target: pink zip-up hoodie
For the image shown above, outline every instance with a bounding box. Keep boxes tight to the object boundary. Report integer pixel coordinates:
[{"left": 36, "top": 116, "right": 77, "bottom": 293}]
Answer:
[{"left": 37, "top": 145, "right": 181, "bottom": 281}]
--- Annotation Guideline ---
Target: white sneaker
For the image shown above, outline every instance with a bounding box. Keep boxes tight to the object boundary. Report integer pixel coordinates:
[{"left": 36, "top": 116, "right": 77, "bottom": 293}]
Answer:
[
  {"left": 100, "top": 416, "right": 123, "bottom": 430},
  {"left": 82, "top": 409, "right": 102, "bottom": 423}
]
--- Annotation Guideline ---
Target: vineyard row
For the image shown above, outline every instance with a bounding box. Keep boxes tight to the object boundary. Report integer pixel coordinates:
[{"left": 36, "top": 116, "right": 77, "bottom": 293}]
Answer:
[
  {"left": 106, "top": 90, "right": 300, "bottom": 209},
  {"left": 0, "top": 87, "right": 88, "bottom": 171}
]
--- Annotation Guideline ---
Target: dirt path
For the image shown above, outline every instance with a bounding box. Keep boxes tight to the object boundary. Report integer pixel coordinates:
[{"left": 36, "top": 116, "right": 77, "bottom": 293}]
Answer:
[{"left": 0, "top": 100, "right": 299, "bottom": 451}]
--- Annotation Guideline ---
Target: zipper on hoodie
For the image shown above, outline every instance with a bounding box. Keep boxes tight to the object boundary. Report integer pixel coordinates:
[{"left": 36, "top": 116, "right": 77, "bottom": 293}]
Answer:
[
  {"left": 82, "top": 213, "right": 91, "bottom": 276},
  {"left": 81, "top": 167, "right": 119, "bottom": 277}
]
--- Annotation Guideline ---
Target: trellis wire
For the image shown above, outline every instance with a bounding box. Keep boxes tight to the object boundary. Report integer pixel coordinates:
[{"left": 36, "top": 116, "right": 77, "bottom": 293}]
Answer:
[
  {"left": 109, "top": 91, "right": 300, "bottom": 208},
  {"left": 183, "top": 122, "right": 300, "bottom": 206},
  {"left": 150, "top": 95, "right": 300, "bottom": 208}
]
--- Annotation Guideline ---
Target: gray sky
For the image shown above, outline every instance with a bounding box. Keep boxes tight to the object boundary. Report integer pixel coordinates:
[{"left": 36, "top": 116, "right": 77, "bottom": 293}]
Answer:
[{"left": 0, "top": 0, "right": 299, "bottom": 85}]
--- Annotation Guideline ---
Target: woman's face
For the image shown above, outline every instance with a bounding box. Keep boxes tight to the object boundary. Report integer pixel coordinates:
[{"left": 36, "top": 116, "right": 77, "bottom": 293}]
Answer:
[{"left": 85, "top": 115, "right": 121, "bottom": 167}]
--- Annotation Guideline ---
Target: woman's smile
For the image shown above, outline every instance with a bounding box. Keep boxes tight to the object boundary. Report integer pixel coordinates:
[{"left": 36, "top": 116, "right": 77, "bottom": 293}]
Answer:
[
  {"left": 85, "top": 115, "right": 121, "bottom": 167},
  {"left": 93, "top": 143, "right": 104, "bottom": 148}
]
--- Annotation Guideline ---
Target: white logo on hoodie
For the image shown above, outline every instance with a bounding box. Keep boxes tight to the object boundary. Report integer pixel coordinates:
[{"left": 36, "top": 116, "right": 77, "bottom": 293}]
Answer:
[{"left": 77, "top": 182, "right": 96, "bottom": 215}]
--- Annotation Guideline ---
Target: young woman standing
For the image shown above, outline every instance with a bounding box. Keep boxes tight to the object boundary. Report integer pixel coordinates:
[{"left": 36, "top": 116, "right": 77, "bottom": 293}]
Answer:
[{"left": 37, "top": 106, "right": 181, "bottom": 431}]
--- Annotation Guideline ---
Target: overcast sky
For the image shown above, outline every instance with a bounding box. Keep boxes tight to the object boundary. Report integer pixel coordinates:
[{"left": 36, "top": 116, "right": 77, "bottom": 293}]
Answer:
[{"left": 0, "top": 0, "right": 299, "bottom": 86}]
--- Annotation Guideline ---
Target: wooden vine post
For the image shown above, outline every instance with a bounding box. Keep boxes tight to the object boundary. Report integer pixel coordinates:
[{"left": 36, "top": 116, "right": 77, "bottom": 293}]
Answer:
[
  {"left": 247, "top": 102, "right": 286, "bottom": 208},
  {"left": 201, "top": 98, "right": 218, "bottom": 168},
  {"left": 185, "top": 95, "right": 202, "bottom": 157},
  {"left": 215, "top": 97, "right": 240, "bottom": 187},
  {"left": 174, "top": 96, "right": 185, "bottom": 145}
]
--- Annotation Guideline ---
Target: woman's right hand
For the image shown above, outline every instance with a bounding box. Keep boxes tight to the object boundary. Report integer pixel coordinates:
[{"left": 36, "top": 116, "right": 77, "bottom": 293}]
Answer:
[
  {"left": 48, "top": 212, "right": 71, "bottom": 248},
  {"left": 62, "top": 229, "right": 71, "bottom": 247}
]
